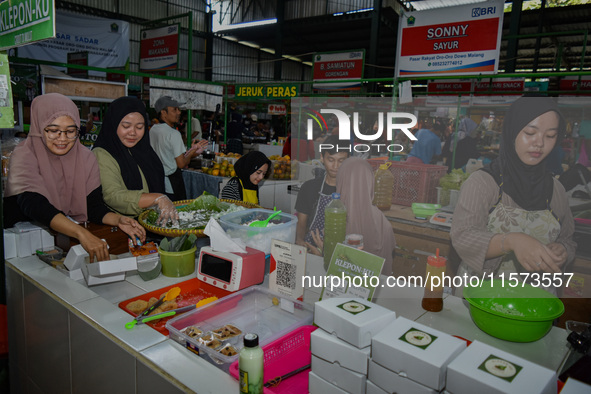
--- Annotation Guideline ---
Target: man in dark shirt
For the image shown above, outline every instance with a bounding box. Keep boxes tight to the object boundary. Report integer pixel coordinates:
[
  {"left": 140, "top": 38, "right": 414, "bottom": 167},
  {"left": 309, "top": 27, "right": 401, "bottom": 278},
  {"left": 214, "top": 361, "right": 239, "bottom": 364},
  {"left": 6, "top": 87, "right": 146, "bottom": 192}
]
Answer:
[{"left": 294, "top": 135, "right": 349, "bottom": 253}]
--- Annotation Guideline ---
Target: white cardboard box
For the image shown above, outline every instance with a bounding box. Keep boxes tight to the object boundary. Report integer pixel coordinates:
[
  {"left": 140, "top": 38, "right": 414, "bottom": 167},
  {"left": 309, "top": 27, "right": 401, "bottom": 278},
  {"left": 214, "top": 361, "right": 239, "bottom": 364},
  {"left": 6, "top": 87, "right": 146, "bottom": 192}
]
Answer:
[
  {"left": 64, "top": 244, "right": 89, "bottom": 270},
  {"left": 446, "top": 341, "right": 557, "bottom": 394},
  {"left": 308, "top": 371, "right": 349, "bottom": 394},
  {"left": 29, "top": 229, "right": 42, "bottom": 253},
  {"left": 368, "top": 359, "right": 438, "bottom": 394},
  {"left": 371, "top": 316, "right": 466, "bottom": 391},
  {"left": 314, "top": 297, "right": 396, "bottom": 348},
  {"left": 311, "top": 328, "right": 371, "bottom": 374},
  {"left": 561, "top": 378, "right": 591, "bottom": 394},
  {"left": 311, "top": 355, "right": 366, "bottom": 394},
  {"left": 41, "top": 229, "right": 54, "bottom": 249},
  {"left": 15, "top": 231, "right": 31, "bottom": 257},
  {"left": 56, "top": 265, "right": 85, "bottom": 281},
  {"left": 81, "top": 263, "right": 126, "bottom": 286},
  {"left": 4, "top": 230, "right": 17, "bottom": 259},
  {"left": 86, "top": 255, "right": 137, "bottom": 277},
  {"left": 366, "top": 380, "right": 388, "bottom": 394}
]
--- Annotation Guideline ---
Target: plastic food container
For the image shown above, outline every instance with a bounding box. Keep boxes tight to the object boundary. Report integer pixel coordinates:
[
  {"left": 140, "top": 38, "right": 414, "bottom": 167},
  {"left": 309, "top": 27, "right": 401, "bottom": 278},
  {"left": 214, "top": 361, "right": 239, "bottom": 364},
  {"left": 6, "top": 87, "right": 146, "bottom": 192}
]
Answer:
[
  {"left": 137, "top": 254, "right": 161, "bottom": 281},
  {"left": 219, "top": 209, "right": 297, "bottom": 254},
  {"left": 36, "top": 246, "right": 64, "bottom": 265},
  {"left": 464, "top": 279, "right": 564, "bottom": 342},
  {"left": 166, "top": 286, "right": 313, "bottom": 371},
  {"left": 411, "top": 203, "right": 441, "bottom": 218},
  {"left": 159, "top": 246, "right": 196, "bottom": 277},
  {"left": 436, "top": 187, "right": 460, "bottom": 210}
]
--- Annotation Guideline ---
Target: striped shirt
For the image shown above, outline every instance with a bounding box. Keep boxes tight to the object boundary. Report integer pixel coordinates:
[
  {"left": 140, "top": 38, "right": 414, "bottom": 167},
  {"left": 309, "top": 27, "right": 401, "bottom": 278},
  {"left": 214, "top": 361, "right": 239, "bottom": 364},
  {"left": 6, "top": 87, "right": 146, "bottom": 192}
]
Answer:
[{"left": 221, "top": 177, "right": 242, "bottom": 201}]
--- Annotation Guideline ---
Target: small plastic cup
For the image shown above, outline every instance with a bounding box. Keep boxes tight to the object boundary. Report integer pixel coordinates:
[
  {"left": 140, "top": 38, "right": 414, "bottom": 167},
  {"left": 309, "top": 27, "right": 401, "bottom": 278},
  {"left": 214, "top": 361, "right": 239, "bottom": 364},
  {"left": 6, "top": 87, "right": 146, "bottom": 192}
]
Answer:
[{"left": 344, "top": 234, "right": 364, "bottom": 250}]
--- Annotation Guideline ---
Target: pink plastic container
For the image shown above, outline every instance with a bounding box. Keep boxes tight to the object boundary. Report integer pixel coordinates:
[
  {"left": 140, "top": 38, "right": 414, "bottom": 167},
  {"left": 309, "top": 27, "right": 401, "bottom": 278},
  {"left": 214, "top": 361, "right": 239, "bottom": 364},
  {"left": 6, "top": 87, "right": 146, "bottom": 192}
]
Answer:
[{"left": 229, "top": 325, "right": 317, "bottom": 394}]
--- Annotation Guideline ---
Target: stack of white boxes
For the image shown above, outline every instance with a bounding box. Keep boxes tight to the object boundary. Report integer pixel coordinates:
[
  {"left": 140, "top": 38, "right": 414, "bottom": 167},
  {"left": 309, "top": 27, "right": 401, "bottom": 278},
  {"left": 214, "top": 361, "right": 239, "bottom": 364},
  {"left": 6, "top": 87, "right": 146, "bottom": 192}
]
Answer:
[
  {"left": 310, "top": 297, "right": 397, "bottom": 394},
  {"left": 4, "top": 222, "right": 55, "bottom": 259},
  {"left": 368, "top": 317, "right": 466, "bottom": 393}
]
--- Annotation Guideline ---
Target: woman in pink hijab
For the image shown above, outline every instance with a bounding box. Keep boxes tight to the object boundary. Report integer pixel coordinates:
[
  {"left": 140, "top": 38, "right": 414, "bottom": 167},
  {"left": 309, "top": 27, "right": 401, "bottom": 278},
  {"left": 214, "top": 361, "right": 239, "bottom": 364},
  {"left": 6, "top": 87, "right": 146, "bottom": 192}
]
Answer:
[
  {"left": 309, "top": 157, "right": 397, "bottom": 274},
  {"left": 337, "top": 157, "right": 396, "bottom": 275},
  {"left": 4, "top": 93, "right": 145, "bottom": 262}
]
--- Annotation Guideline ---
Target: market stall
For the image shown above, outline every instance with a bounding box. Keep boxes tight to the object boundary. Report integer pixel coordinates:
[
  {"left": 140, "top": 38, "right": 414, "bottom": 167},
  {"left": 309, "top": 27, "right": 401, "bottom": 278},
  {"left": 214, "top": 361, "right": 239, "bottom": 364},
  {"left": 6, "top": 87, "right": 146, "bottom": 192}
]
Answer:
[
  {"left": 5, "top": 251, "right": 575, "bottom": 393},
  {"left": 182, "top": 168, "right": 299, "bottom": 213}
]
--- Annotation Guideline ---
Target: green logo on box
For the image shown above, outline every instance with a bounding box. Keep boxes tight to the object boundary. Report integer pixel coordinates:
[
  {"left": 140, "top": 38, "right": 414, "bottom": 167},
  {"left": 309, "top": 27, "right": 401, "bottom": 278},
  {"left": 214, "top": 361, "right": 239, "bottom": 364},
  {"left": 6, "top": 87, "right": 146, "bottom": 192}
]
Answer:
[
  {"left": 399, "top": 328, "right": 437, "bottom": 350},
  {"left": 337, "top": 300, "right": 370, "bottom": 315},
  {"left": 478, "top": 355, "right": 522, "bottom": 383}
]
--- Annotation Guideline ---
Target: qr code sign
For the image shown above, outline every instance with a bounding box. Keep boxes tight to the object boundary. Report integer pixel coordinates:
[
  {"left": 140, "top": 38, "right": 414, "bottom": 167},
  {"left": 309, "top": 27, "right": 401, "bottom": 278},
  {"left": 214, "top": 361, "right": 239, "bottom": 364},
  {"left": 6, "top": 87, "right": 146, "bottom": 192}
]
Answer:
[{"left": 277, "top": 261, "right": 297, "bottom": 289}]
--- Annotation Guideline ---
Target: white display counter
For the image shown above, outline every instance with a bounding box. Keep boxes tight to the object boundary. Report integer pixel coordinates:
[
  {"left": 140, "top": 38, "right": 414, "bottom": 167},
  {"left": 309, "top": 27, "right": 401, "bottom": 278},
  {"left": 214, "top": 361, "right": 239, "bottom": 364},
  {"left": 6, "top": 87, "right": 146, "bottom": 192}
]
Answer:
[{"left": 5, "top": 253, "right": 572, "bottom": 393}]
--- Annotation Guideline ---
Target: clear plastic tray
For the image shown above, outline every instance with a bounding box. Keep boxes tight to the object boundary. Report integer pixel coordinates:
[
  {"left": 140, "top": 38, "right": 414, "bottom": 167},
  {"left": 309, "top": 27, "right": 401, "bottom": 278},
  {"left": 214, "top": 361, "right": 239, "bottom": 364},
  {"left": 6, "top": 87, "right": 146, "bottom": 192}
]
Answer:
[{"left": 166, "top": 286, "right": 313, "bottom": 371}]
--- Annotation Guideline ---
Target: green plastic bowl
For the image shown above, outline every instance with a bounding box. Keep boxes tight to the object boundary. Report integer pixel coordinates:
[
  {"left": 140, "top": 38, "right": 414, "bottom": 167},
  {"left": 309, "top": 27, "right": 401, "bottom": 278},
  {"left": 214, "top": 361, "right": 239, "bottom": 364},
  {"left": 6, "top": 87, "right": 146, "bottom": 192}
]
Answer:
[
  {"left": 159, "top": 246, "right": 196, "bottom": 277},
  {"left": 464, "top": 279, "right": 564, "bottom": 343}
]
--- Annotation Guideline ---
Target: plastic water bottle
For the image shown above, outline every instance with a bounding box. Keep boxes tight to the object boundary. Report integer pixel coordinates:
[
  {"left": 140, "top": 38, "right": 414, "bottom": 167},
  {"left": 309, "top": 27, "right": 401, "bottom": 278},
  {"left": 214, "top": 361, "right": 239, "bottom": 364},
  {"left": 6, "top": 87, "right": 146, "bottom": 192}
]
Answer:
[
  {"left": 373, "top": 162, "right": 394, "bottom": 211},
  {"left": 324, "top": 193, "right": 347, "bottom": 270},
  {"left": 239, "top": 333, "right": 264, "bottom": 394}
]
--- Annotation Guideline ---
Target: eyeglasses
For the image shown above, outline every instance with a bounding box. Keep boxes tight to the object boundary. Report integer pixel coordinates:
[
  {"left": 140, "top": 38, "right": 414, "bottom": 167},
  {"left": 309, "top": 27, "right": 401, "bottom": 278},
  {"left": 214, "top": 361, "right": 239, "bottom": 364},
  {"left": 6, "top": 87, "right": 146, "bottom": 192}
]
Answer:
[{"left": 44, "top": 127, "right": 79, "bottom": 140}]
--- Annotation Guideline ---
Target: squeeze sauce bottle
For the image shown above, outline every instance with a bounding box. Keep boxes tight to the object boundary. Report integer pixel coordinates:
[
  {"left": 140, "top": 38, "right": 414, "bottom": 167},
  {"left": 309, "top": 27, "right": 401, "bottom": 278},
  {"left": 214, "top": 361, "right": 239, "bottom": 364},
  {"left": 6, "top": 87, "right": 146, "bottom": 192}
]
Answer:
[
  {"left": 421, "top": 249, "right": 447, "bottom": 312},
  {"left": 239, "top": 333, "right": 264, "bottom": 394}
]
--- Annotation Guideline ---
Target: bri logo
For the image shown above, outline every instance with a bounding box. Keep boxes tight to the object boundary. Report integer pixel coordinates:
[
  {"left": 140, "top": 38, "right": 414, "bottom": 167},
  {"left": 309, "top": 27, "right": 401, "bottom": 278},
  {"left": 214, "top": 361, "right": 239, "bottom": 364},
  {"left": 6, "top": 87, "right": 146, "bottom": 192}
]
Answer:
[{"left": 472, "top": 6, "right": 496, "bottom": 17}]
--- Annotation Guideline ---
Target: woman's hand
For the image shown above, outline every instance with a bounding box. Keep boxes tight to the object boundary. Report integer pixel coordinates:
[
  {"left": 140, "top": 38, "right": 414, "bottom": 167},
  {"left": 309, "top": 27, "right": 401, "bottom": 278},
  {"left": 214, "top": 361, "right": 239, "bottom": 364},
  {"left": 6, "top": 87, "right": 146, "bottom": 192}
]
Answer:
[
  {"left": 78, "top": 230, "right": 110, "bottom": 262},
  {"left": 304, "top": 229, "right": 324, "bottom": 256},
  {"left": 153, "top": 195, "right": 179, "bottom": 227},
  {"left": 117, "top": 216, "right": 146, "bottom": 244},
  {"left": 507, "top": 233, "right": 563, "bottom": 273},
  {"left": 546, "top": 242, "right": 568, "bottom": 267}
]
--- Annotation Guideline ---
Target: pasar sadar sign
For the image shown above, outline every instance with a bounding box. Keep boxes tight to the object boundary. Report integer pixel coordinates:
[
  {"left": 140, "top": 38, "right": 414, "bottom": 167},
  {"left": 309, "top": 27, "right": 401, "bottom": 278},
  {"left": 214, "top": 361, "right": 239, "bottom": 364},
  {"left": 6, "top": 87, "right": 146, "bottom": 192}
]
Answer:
[{"left": 396, "top": 0, "right": 504, "bottom": 77}]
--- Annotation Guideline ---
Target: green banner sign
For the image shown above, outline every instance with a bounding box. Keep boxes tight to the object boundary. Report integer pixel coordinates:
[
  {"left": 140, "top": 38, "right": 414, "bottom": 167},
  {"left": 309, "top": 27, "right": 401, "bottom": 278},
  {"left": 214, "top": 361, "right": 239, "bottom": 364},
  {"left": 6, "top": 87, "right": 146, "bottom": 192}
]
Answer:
[
  {"left": 320, "top": 244, "right": 385, "bottom": 301},
  {"left": 0, "top": 52, "right": 14, "bottom": 128},
  {"left": 236, "top": 84, "right": 298, "bottom": 99},
  {"left": 0, "top": 0, "right": 55, "bottom": 50}
]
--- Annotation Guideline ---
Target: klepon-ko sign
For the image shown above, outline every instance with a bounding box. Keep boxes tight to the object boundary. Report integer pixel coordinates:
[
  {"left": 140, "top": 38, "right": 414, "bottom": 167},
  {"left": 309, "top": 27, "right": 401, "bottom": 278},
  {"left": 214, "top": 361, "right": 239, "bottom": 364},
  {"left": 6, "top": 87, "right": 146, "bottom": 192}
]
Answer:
[
  {"left": 396, "top": 0, "right": 504, "bottom": 77},
  {"left": 292, "top": 98, "right": 418, "bottom": 155}
]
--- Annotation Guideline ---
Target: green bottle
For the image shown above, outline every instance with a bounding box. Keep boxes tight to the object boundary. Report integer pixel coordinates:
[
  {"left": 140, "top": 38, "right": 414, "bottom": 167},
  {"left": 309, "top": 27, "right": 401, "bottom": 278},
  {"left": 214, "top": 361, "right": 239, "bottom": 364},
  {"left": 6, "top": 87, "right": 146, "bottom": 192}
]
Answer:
[
  {"left": 239, "top": 333, "right": 264, "bottom": 394},
  {"left": 323, "top": 193, "right": 347, "bottom": 271}
]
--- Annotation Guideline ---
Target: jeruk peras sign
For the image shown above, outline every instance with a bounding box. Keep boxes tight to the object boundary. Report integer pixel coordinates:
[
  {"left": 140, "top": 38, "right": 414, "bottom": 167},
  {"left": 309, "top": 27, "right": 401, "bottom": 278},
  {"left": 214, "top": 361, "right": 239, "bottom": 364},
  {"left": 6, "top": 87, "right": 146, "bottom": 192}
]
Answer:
[{"left": 0, "top": 0, "right": 55, "bottom": 50}]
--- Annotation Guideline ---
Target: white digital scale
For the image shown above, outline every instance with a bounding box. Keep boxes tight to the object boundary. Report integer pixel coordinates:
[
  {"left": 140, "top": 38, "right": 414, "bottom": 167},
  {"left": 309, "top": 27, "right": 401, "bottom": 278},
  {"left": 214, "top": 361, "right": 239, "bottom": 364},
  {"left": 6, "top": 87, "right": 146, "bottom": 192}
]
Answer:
[{"left": 429, "top": 212, "right": 453, "bottom": 227}]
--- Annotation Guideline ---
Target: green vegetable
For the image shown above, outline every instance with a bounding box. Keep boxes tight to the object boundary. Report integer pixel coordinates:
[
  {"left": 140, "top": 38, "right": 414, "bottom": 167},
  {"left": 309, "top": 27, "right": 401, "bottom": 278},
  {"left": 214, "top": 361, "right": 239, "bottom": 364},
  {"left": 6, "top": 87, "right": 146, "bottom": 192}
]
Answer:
[
  {"left": 146, "top": 210, "right": 159, "bottom": 225},
  {"left": 439, "top": 169, "right": 470, "bottom": 191},
  {"left": 144, "top": 191, "right": 246, "bottom": 231},
  {"left": 183, "top": 192, "right": 223, "bottom": 212},
  {"left": 160, "top": 234, "right": 197, "bottom": 252}
]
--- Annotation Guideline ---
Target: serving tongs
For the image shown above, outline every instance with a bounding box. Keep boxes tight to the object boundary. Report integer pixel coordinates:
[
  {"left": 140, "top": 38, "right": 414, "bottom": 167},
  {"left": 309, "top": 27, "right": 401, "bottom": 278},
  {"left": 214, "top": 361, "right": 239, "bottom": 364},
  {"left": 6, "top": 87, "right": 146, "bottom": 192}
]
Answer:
[
  {"left": 125, "top": 286, "right": 181, "bottom": 330},
  {"left": 137, "top": 296, "right": 218, "bottom": 325}
]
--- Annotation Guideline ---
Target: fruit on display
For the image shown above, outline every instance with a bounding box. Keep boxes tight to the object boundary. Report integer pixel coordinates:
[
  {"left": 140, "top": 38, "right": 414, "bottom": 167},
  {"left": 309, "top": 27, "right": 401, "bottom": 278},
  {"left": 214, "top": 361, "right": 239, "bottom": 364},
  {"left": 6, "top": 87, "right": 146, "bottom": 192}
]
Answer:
[
  {"left": 217, "top": 152, "right": 242, "bottom": 159},
  {"left": 200, "top": 153, "right": 295, "bottom": 179},
  {"left": 201, "top": 152, "right": 241, "bottom": 177},
  {"left": 268, "top": 155, "right": 293, "bottom": 180}
]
